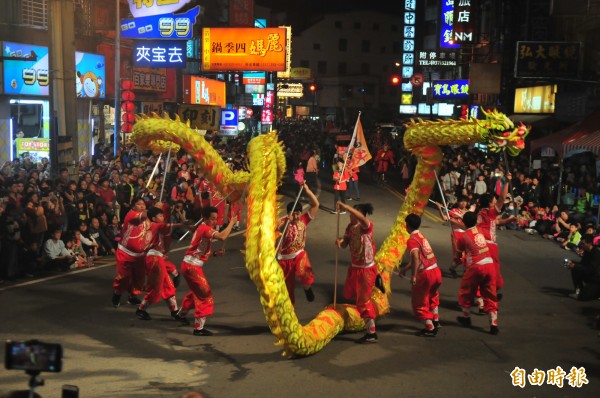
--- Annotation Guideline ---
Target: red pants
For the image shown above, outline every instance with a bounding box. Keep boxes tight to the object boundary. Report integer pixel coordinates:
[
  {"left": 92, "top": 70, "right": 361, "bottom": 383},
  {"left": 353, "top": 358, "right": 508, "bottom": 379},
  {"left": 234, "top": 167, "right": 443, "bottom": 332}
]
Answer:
[
  {"left": 113, "top": 249, "right": 146, "bottom": 296},
  {"left": 487, "top": 242, "right": 504, "bottom": 290},
  {"left": 343, "top": 265, "right": 378, "bottom": 319},
  {"left": 412, "top": 267, "right": 442, "bottom": 321},
  {"left": 376, "top": 161, "right": 390, "bottom": 173},
  {"left": 278, "top": 251, "right": 315, "bottom": 305},
  {"left": 228, "top": 201, "right": 242, "bottom": 222},
  {"left": 452, "top": 231, "right": 464, "bottom": 267},
  {"left": 143, "top": 255, "right": 177, "bottom": 305},
  {"left": 458, "top": 263, "right": 498, "bottom": 313},
  {"left": 180, "top": 261, "right": 214, "bottom": 318}
]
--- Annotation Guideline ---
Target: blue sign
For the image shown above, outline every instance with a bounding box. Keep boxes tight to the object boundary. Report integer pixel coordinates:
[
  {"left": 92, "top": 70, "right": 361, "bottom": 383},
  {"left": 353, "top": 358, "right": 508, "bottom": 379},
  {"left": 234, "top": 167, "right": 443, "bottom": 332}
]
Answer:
[
  {"left": 3, "top": 42, "right": 49, "bottom": 96},
  {"left": 120, "top": 6, "right": 200, "bottom": 40},
  {"left": 440, "top": 0, "right": 460, "bottom": 49},
  {"left": 432, "top": 80, "right": 470, "bottom": 98},
  {"left": 75, "top": 52, "right": 106, "bottom": 98},
  {"left": 220, "top": 109, "right": 238, "bottom": 131},
  {"left": 133, "top": 40, "right": 186, "bottom": 68}
]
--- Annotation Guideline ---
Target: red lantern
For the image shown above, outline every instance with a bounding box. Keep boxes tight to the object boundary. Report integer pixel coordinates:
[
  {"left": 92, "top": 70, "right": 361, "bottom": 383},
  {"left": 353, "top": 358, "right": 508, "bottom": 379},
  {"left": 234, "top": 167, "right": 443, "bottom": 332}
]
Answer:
[
  {"left": 121, "top": 101, "right": 135, "bottom": 112},
  {"left": 121, "top": 90, "right": 135, "bottom": 101},
  {"left": 121, "top": 123, "right": 133, "bottom": 133},
  {"left": 122, "top": 113, "right": 136, "bottom": 123},
  {"left": 121, "top": 80, "right": 134, "bottom": 91}
]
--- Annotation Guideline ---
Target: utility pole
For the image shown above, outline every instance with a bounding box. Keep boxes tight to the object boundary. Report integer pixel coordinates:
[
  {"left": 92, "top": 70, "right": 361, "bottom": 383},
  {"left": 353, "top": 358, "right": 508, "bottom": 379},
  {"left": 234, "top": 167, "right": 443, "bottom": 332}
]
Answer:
[
  {"left": 49, "top": 0, "right": 78, "bottom": 173},
  {"left": 113, "top": 0, "right": 121, "bottom": 157}
]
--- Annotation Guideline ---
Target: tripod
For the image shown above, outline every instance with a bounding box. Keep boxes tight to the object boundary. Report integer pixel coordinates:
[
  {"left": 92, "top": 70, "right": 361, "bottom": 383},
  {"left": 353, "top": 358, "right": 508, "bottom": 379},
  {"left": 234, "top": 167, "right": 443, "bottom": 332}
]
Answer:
[{"left": 26, "top": 369, "right": 43, "bottom": 398}]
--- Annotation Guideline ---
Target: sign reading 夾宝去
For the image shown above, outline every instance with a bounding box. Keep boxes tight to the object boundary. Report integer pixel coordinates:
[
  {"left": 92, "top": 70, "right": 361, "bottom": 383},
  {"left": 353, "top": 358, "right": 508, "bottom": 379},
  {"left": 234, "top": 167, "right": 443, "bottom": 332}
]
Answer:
[
  {"left": 127, "top": 0, "right": 192, "bottom": 19},
  {"left": 120, "top": 6, "right": 200, "bottom": 40},
  {"left": 202, "top": 27, "right": 287, "bottom": 72},
  {"left": 133, "top": 40, "right": 186, "bottom": 68}
]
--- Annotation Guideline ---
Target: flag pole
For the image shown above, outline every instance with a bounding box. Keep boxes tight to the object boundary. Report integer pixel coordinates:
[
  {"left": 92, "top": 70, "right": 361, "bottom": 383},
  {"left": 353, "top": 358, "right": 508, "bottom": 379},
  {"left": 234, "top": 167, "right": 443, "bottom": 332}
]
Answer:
[{"left": 158, "top": 142, "right": 173, "bottom": 203}]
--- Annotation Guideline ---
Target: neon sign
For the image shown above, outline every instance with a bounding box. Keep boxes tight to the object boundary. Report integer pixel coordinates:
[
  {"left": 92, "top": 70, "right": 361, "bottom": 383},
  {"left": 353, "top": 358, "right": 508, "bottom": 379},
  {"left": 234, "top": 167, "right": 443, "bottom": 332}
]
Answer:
[{"left": 121, "top": 6, "right": 200, "bottom": 40}]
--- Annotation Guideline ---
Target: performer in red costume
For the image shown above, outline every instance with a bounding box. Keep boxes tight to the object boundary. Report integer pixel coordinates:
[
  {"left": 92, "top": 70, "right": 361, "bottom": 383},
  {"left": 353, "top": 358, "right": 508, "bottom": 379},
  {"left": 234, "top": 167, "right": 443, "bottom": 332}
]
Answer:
[
  {"left": 335, "top": 201, "right": 379, "bottom": 343},
  {"left": 455, "top": 211, "right": 499, "bottom": 335},
  {"left": 276, "top": 182, "right": 319, "bottom": 305},
  {"left": 476, "top": 172, "right": 512, "bottom": 301},
  {"left": 401, "top": 214, "right": 442, "bottom": 337},
  {"left": 199, "top": 179, "right": 226, "bottom": 230},
  {"left": 436, "top": 196, "right": 469, "bottom": 275},
  {"left": 135, "top": 205, "right": 188, "bottom": 322},
  {"left": 112, "top": 197, "right": 150, "bottom": 308},
  {"left": 374, "top": 143, "right": 394, "bottom": 182},
  {"left": 176, "top": 206, "right": 237, "bottom": 336}
]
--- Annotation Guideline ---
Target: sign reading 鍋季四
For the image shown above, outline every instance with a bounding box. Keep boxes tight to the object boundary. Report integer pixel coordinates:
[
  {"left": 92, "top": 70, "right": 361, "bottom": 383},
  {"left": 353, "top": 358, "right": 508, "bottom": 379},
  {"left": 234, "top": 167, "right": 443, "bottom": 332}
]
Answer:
[
  {"left": 133, "top": 40, "right": 186, "bottom": 68},
  {"left": 432, "top": 79, "right": 469, "bottom": 98},
  {"left": 202, "top": 27, "right": 287, "bottom": 72},
  {"left": 127, "top": 0, "right": 192, "bottom": 19},
  {"left": 515, "top": 41, "right": 581, "bottom": 79},
  {"left": 120, "top": 6, "right": 200, "bottom": 40},
  {"left": 183, "top": 76, "right": 226, "bottom": 107}
]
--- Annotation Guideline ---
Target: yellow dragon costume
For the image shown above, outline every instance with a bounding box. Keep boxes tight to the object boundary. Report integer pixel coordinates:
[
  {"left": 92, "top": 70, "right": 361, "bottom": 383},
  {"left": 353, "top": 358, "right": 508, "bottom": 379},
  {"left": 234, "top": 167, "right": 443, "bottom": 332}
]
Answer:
[{"left": 129, "top": 109, "right": 529, "bottom": 357}]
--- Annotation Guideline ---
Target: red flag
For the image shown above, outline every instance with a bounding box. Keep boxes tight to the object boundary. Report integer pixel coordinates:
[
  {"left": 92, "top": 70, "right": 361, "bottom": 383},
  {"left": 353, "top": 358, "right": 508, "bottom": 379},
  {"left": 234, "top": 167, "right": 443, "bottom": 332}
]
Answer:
[{"left": 346, "top": 117, "right": 372, "bottom": 170}]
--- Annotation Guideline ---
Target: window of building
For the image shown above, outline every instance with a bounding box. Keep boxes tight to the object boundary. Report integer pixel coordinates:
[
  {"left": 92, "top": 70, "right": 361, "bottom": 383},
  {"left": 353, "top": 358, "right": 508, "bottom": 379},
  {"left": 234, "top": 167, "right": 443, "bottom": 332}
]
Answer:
[
  {"left": 393, "top": 41, "right": 402, "bottom": 54},
  {"left": 300, "top": 60, "right": 310, "bottom": 68},
  {"left": 373, "top": 23, "right": 380, "bottom": 31},
  {"left": 313, "top": 43, "right": 321, "bottom": 50},
  {"left": 354, "top": 22, "right": 361, "bottom": 29},
  {"left": 335, "top": 21, "right": 342, "bottom": 28},
  {"left": 361, "top": 40, "right": 370, "bottom": 53},
  {"left": 339, "top": 38, "right": 347, "bottom": 52},
  {"left": 338, "top": 62, "right": 347, "bottom": 76},
  {"left": 317, "top": 61, "right": 327, "bottom": 74},
  {"left": 21, "top": 0, "right": 47, "bottom": 27},
  {"left": 361, "top": 63, "right": 370, "bottom": 74}
]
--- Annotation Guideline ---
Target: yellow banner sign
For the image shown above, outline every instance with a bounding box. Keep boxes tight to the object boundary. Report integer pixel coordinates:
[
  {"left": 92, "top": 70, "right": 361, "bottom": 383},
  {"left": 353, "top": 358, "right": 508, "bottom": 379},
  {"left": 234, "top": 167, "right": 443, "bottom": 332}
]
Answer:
[
  {"left": 202, "top": 27, "right": 287, "bottom": 72},
  {"left": 178, "top": 104, "right": 220, "bottom": 130}
]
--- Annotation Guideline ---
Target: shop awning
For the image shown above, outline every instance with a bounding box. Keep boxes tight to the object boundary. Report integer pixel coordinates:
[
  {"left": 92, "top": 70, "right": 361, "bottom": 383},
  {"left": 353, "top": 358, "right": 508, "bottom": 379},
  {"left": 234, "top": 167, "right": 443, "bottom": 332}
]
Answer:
[
  {"left": 530, "top": 108, "right": 600, "bottom": 158},
  {"left": 563, "top": 131, "right": 600, "bottom": 158}
]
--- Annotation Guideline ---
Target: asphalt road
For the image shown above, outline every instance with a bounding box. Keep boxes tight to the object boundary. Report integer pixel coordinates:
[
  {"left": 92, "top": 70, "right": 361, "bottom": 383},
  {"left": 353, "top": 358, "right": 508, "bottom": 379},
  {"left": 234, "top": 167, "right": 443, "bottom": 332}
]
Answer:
[{"left": 1, "top": 172, "right": 599, "bottom": 398}]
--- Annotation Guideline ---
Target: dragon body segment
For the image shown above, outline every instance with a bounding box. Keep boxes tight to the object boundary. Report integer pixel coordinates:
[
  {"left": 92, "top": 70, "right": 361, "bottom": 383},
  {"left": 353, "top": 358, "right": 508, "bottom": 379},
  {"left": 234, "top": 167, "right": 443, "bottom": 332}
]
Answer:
[{"left": 130, "top": 109, "right": 529, "bottom": 357}]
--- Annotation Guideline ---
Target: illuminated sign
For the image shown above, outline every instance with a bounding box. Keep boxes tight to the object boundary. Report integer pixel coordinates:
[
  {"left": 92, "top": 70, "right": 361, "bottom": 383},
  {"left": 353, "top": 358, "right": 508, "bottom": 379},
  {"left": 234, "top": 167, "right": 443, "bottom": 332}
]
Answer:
[
  {"left": 432, "top": 80, "right": 469, "bottom": 98},
  {"left": 120, "top": 6, "right": 199, "bottom": 40},
  {"left": 183, "top": 76, "right": 226, "bottom": 107},
  {"left": 132, "top": 68, "right": 167, "bottom": 92},
  {"left": 15, "top": 138, "right": 49, "bottom": 162},
  {"left": 242, "top": 71, "right": 266, "bottom": 85},
  {"left": 440, "top": 0, "right": 460, "bottom": 49},
  {"left": 515, "top": 42, "right": 581, "bottom": 79},
  {"left": 76, "top": 52, "right": 106, "bottom": 98},
  {"left": 514, "top": 85, "right": 557, "bottom": 114},
  {"left": 401, "top": 94, "right": 413, "bottom": 105},
  {"left": 453, "top": 0, "right": 475, "bottom": 44},
  {"left": 244, "top": 84, "right": 265, "bottom": 94},
  {"left": 133, "top": 40, "right": 186, "bottom": 68},
  {"left": 289, "top": 67, "right": 312, "bottom": 80},
  {"left": 203, "top": 27, "right": 287, "bottom": 72},
  {"left": 261, "top": 108, "right": 273, "bottom": 124},
  {"left": 252, "top": 93, "right": 264, "bottom": 106},
  {"left": 127, "top": 0, "right": 192, "bottom": 19},
  {"left": 3, "top": 42, "right": 49, "bottom": 96},
  {"left": 402, "top": 0, "right": 416, "bottom": 93},
  {"left": 417, "top": 51, "right": 457, "bottom": 67},
  {"left": 277, "top": 83, "right": 303, "bottom": 98},
  {"left": 399, "top": 105, "right": 417, "bottom": 115},
  {"left": 220, "top": 109, "right": 239, "bottom": 136},
  {"left": 276, "top": 26, "right": 292, "bottom": 79}
]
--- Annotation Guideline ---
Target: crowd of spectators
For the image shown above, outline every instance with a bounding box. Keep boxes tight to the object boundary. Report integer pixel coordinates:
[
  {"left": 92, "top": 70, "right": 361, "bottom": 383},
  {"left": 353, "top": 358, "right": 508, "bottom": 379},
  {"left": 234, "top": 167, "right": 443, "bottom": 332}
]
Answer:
[{"left": 1, "top": 119, "right": 598, "bottom": 300}]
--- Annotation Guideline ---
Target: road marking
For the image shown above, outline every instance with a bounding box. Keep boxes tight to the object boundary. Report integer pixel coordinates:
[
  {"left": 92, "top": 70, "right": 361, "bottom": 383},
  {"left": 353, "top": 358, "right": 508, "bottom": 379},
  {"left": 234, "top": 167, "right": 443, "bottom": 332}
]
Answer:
[{"left": 383, "top": 185, "right": 445, "bottom": 223}]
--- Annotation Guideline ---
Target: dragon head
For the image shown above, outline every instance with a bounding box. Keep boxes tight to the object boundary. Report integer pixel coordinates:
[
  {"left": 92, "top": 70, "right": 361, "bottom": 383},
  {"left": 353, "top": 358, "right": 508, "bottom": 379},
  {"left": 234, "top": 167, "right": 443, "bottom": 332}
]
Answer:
[{"left": 477, "top": 108, "right": 531, "bottom": 156}]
